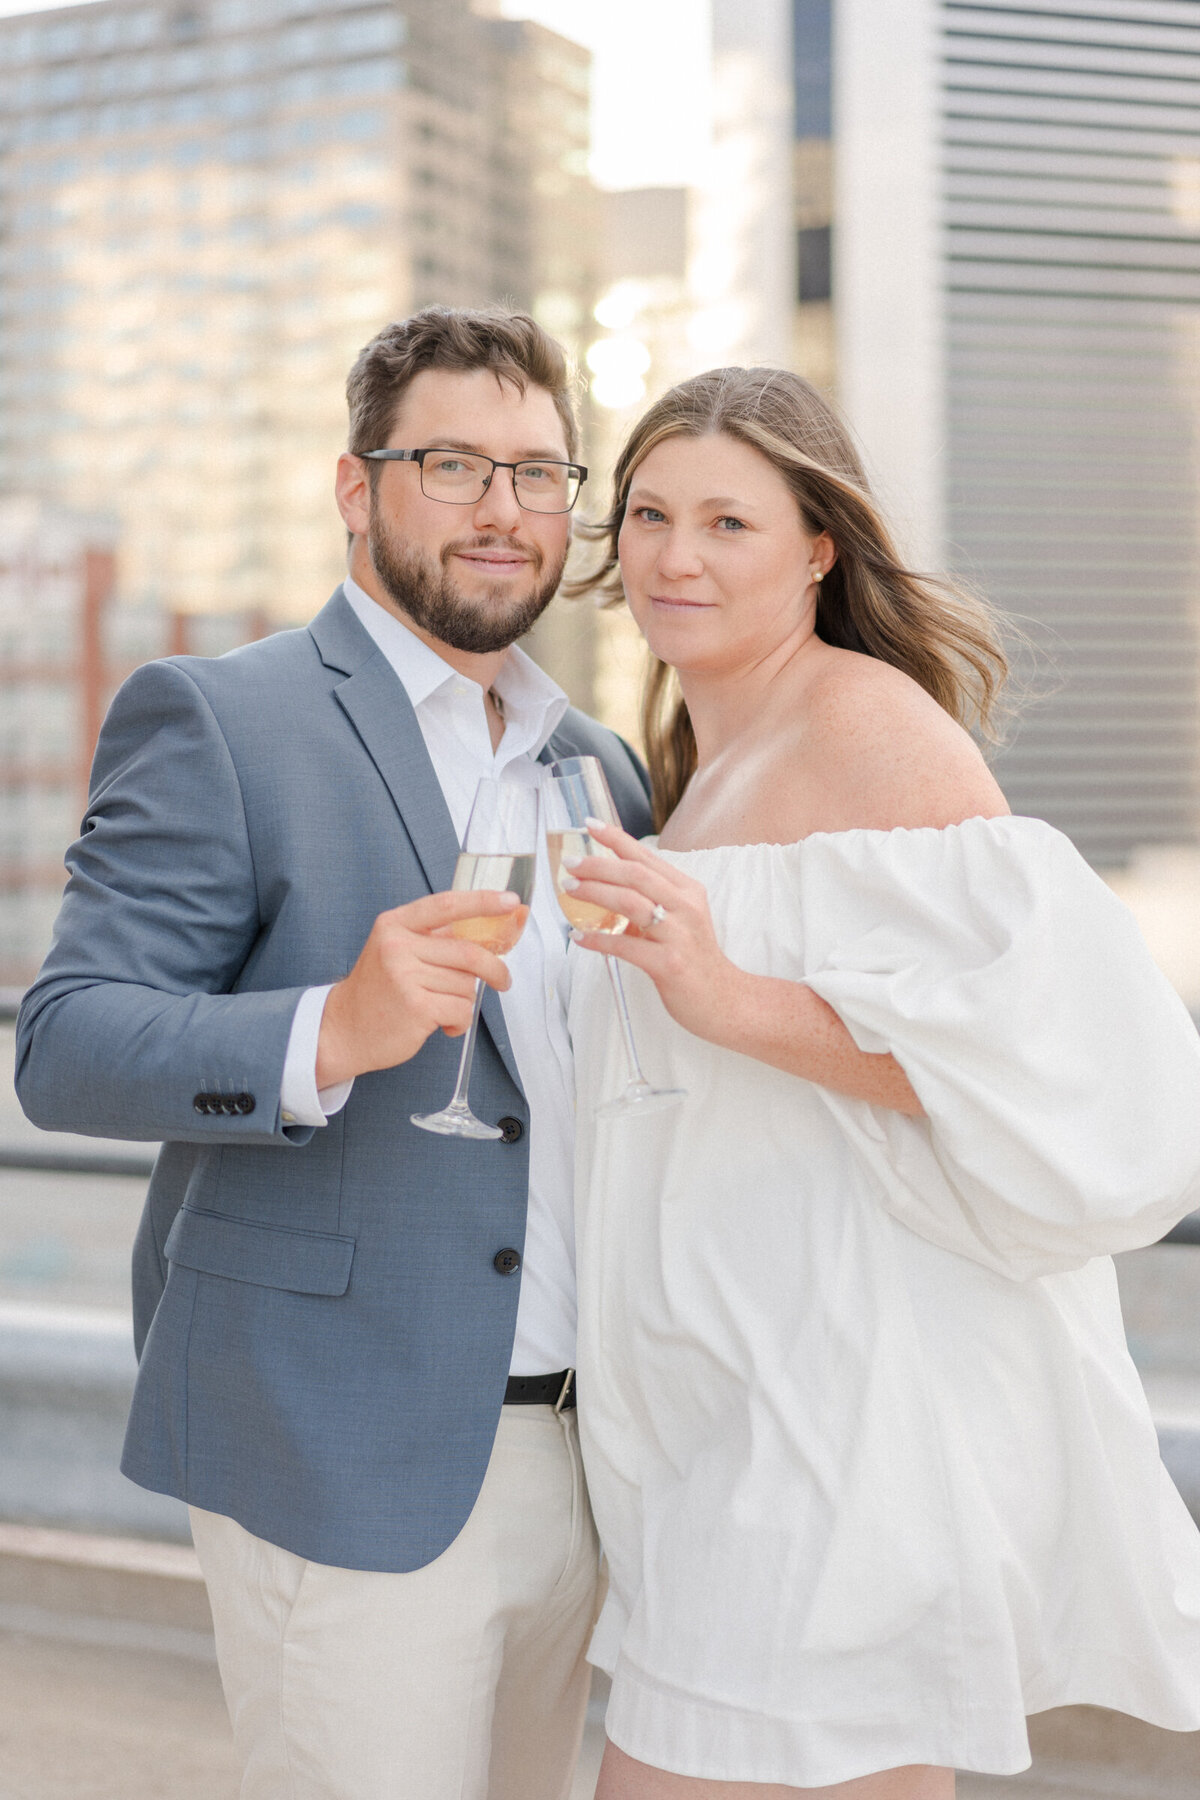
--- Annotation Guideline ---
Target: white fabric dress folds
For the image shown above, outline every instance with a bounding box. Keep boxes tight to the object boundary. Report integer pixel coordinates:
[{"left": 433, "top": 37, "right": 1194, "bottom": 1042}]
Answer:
[{"left": 569, "top": 816, "right": 1200, "bottom": 1786}]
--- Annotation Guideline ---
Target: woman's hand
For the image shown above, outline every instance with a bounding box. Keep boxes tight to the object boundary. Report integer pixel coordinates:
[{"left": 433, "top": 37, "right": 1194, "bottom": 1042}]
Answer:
[
  {"left": 565, "top": 820, "right": 923, "bottom": 1115},
  {"left": 562, "top": 820, "right": 747, "bottom": 1045}
]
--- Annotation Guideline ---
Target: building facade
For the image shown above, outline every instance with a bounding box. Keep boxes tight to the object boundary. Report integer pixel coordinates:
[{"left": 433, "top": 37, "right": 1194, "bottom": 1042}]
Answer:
[
  {"left": 836, "top": 0, "right": 1200, "bottom": 867},
  {"left": 0, "top": 498, "right": 117, "bottom": 984},
  {"left": 0, "top": 0, "right": 594, "bottom": 633}
]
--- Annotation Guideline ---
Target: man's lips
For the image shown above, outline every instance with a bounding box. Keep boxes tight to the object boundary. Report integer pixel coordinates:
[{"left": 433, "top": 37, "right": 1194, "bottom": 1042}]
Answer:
[{"left": 452, "top": 550, "right": 532, "bottom": 573}]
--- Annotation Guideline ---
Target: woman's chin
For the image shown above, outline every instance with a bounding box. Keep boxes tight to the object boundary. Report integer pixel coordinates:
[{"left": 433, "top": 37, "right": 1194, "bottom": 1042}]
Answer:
[{"left": 638, "top": 616, "right": 722, "bottom": 667}]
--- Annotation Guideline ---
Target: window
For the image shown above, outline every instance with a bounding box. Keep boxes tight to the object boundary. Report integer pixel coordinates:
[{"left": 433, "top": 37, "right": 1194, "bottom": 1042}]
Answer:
[
  {"left": 168, "top": 47, "right": 207, "bottom": 87},
  {"left": 217, "top": 39, "right": 262, "bottom": 79},
  {"left": 43, "top": 66, "right": 85, "bottom": 104},
  {"left": 278, "top": 22, "right": 321, "bottom": 64},
  {"left": 796, "top": 224, "right": 831, "bottom": 303},
  {"left": 42, "top": 20, "right": 88, "bottom": 58},
  {"left": 331, "top": 13, "right": 404, "bottom": 55},
  {"left": 792, "top": 0, "right": 832, "bottom": 141}
]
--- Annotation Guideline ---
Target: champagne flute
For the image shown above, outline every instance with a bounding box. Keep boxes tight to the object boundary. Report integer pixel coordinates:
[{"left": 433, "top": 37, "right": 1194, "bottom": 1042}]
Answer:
[
  {"left": 411, "top": 777, "right": 539, "bottom": 1140},
  {"left": 545, "top": 756, "right": 685, "bottom": 1119}
]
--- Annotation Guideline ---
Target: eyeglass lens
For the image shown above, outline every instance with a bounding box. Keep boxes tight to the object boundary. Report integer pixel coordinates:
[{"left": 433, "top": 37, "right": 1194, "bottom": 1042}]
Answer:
[{"left": 420, "top": 451, "right": 579, "bottom": 513}]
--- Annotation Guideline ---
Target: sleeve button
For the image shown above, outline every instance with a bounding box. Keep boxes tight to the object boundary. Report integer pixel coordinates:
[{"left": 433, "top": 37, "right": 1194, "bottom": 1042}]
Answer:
[
  {"left": 497, "top": 1116, "right": 523, "bottom": 1144},
  {"left": 234, "top": 1093, "right": 256, "bottom": 1115},
  {"left": 493, "top": 1248, "right": 521, "bottom": 1275},
  {"left": 192, "top": 1094, "right": 209, "bottom": 1115}
]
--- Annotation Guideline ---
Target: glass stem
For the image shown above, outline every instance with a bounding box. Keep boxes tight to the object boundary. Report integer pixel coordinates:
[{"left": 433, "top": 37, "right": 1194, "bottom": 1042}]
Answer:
[
  {"left": 446, "top": 978, "right": 486, "bottom": 1111},
  {"left": 605, "top": 955, "right": 648, "bottom": 1090}
]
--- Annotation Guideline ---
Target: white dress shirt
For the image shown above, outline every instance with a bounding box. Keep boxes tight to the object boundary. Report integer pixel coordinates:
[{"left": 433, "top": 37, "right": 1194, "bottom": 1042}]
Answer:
[{"left": 280, "top": 576, "right": 577, "bottom": 1375}]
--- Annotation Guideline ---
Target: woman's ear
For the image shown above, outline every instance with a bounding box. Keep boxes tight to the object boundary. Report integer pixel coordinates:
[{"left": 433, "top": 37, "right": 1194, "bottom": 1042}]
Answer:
[{"left": 811, "top": 531, "right": 837, "bottom": 580}]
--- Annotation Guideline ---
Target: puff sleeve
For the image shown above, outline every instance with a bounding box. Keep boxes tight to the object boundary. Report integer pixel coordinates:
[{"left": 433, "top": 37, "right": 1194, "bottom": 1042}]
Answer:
[{"left": 798, "top": 817, "right": 1200, "bottom": 1280}]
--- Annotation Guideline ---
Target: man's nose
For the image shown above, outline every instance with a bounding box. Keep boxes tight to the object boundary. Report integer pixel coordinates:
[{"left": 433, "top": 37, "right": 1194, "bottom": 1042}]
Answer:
[{"left": 472, "top": 465, "right": 523, "bottom": 533}]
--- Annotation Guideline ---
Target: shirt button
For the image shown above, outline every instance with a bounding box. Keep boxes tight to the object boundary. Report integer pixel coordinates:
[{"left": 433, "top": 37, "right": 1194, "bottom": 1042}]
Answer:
[
  {"left": 497, "top": 1116, "right": 523, "bottom": 1144},
  {"left": 493, "top": 1248, "right": 521, "bottom": 1275}
]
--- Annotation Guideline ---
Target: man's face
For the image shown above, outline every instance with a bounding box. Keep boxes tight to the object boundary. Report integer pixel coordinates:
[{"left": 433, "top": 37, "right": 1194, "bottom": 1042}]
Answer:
[{"left": 344, "top": 367, "right": 574, "bottom": 655}]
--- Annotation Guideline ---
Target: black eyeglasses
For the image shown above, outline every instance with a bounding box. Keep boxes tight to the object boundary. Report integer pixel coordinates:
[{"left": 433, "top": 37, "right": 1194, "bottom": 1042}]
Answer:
[{"left": 361, "top": 447, "right": 587, "bottom": 515}]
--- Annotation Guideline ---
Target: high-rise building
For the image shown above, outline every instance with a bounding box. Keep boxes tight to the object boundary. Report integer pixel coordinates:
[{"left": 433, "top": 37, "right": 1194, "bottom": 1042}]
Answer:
[
  {"left": 830, "top": 0, "right": 1200, "bottom": 868},
  {"left": 690, "top": 0, "right": 795, "bottom": 372},
  {"left": 791, "top": 0, "right": 833, "bottom": 392},
  {"left": 0, "top": 0, "right": 595, "bottom": 637},
  {"left": 0, "top": 497, "right": 117, "bottom": 983}
]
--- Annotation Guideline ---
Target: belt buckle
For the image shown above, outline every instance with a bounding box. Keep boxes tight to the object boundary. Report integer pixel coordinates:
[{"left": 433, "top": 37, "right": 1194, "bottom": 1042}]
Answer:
[{"left": 553, "top": 1368, "right": 575, "bottom": 1414}]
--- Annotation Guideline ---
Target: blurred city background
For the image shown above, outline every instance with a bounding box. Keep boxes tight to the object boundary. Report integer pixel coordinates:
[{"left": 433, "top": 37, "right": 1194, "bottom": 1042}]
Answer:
[{"left": 0, "top": 1, "right": 1198, "bottom": 1795}]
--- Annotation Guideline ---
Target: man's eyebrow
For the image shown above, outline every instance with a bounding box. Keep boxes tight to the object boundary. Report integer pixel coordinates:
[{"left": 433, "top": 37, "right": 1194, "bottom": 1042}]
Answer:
[{"left": 420, "top": 437, "right": 571, "bottom": 461}]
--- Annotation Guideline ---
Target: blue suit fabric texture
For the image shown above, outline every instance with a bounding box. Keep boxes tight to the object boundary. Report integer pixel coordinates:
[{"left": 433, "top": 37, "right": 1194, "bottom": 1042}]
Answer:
[{"left": 16, "top": 588, "right": 653, "bottom": 1573}]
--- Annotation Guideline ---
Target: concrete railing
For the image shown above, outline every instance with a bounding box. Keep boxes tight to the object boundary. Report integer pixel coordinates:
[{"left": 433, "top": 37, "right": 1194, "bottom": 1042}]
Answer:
[{"left": 2, "top": 990, "right": 1198, "bottom": 1541}]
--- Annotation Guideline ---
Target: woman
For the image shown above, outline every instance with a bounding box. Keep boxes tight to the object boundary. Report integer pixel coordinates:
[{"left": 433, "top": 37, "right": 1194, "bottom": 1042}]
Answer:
[{"left": 563, "top": 367, "right": 1200, "bottom": 1799}]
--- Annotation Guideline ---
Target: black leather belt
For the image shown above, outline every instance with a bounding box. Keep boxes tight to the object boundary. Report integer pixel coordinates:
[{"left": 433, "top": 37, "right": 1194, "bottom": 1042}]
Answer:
[{"left": 504, "top": 1369, "right": 576, "bottom": 1412}]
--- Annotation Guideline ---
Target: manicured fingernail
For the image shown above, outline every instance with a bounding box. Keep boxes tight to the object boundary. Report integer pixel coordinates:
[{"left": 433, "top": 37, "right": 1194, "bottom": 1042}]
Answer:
[
  {"left": 569, "top": 928, "right": 587, "bottom": 942},
  {"left": 559, "top": 874, "right": 580, "bottom": 891},
  {"left": 584, "top": 815, "right": 607, "bottom": 831},
  {"left": 561, "top": 854, "right": 583, "bottom": 871}
]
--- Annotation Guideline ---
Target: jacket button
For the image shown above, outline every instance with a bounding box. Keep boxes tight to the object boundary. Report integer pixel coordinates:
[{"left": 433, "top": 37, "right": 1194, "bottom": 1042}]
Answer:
[
  {"left": 497, "top": 1116, "right": 523, "bottom": 1144},
  {"left": 234, "top": 1093, "right": 256, "bottom": 1115},
  {"left": 493, "top": 1248, "right": 521, "bottom": 1275},
  {"left": 193, "top": 1094, "right": 212, "bottom": 1114}
]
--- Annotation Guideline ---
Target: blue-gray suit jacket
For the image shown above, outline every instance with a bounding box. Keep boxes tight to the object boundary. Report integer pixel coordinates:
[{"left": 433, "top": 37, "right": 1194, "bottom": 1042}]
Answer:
[{"left": 15, "top": 588, "right": 652, "bottom": 1572}]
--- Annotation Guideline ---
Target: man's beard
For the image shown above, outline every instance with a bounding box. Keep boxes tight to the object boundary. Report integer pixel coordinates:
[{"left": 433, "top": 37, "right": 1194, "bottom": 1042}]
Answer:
[{"left": 366, "top": 502, "right": 565, "bottom": 654}]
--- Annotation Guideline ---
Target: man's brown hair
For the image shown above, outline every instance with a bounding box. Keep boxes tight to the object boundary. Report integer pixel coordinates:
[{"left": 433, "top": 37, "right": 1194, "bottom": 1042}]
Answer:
[{"left": 346, "top": 306, "right": 579, "bottom": 476}]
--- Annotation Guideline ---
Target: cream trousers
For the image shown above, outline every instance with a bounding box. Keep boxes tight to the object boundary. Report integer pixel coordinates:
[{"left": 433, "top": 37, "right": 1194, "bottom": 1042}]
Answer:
[{"left": 190, "top": 1405, "right": 601, "bottom": 1800}]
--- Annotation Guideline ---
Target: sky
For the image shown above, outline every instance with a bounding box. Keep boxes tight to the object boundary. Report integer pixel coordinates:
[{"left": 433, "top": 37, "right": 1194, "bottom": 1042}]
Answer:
[
  {"left": 0, "top": 0, "right": 712, "bottom": 191},
  {"left": 497, "top": 0, "right": 709, "bottom": 189}
]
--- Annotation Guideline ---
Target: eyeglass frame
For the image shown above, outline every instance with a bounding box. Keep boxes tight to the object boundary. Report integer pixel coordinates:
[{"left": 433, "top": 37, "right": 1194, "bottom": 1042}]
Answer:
[{"left": 359, "top": 446, "right": 588, "bottom": 514}]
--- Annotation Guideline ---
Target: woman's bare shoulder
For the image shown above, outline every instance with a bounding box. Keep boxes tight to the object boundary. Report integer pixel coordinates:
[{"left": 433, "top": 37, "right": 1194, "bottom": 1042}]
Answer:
[{"left": 800, "top": 648, "right": 1010, "bottom": 832}]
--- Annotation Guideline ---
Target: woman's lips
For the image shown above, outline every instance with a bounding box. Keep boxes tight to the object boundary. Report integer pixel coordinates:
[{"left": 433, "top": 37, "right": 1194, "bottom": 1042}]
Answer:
[{"left": 650, "top": 595, "right": 712, "bottom": 610}]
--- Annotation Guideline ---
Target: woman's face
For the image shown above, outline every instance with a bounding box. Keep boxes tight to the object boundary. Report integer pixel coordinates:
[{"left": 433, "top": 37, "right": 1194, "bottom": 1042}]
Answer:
[{"left": 617, "top": 431, "right": 833, "bottom": 675}]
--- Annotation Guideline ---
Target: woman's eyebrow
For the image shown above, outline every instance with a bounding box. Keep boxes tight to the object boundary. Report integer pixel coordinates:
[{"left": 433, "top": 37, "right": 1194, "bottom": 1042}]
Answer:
[{"left": 629, "top": 487, "right": 754, "bottom": 511}]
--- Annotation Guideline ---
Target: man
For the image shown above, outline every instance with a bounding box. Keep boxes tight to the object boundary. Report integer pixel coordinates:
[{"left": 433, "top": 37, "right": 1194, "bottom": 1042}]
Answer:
[{"left": 16, "top": 307, "right": 652, "bottom": 1799}]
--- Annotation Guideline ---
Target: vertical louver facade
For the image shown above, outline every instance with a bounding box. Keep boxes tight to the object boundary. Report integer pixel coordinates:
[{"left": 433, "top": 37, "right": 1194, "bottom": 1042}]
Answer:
[{"left": 942, "top": 1, "right": 1200, "bottom": 865}]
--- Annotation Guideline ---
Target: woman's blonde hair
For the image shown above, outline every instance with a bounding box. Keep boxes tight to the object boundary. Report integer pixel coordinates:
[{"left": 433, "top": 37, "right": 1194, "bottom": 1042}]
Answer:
[{"left": 573, "top": 366, "right": 1010, "bottom": 828}]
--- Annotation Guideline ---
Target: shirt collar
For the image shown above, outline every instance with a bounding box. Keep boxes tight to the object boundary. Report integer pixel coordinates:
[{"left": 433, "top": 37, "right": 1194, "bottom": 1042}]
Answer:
[{"left": 341, "top": 574, "right": 569, "bottom": 756}]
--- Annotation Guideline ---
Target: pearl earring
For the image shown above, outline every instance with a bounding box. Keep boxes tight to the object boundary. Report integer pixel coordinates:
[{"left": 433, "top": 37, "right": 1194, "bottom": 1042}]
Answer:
[{"left": 811, "top": 569, "right": 824, "bottom": 585}]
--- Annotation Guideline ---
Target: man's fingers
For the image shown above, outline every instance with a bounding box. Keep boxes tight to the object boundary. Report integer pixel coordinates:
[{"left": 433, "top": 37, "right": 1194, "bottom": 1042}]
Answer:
[
  {"left": 394, "top": 889, "right": 520, "bottom": 933},
  {"left": 428, "top": 993, "right": 478, "bottom": 1037},
  {"left": 411, "top": 936, "right": 512, "bottom": 990},
  {"left": 417, "top": 965, "right": 481, "bottom": 1002}
]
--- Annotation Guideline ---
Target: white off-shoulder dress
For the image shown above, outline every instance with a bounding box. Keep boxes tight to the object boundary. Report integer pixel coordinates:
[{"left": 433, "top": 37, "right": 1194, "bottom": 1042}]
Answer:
[{"left": 568, "top": 816, "right": 1200, "bottom": 1786}]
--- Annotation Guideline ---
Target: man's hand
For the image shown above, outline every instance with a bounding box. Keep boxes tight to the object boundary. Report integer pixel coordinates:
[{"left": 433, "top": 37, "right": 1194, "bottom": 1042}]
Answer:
[{"left": 315, "top": 890, "right": 519, "bottom": 1088}]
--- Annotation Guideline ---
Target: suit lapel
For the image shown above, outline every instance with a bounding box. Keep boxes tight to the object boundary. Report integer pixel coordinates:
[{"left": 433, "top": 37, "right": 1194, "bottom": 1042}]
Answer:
[
  {"left": 309, "top": 590, "right": 524, "bottom": 1096},
  {"left": 334, "top": 655, "right": 460, "bottom": 898}
]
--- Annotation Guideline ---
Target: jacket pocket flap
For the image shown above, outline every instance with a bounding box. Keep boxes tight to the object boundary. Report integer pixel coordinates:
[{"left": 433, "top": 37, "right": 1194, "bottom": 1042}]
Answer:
[{"left": 164, "top": 1207, "right": 355, "bottom": 1296}]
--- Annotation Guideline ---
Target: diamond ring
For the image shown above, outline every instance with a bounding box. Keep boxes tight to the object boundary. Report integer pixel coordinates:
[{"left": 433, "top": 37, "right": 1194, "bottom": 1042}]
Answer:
[{"left": 649, "top": 903, "right": 668, "bottom": 928}]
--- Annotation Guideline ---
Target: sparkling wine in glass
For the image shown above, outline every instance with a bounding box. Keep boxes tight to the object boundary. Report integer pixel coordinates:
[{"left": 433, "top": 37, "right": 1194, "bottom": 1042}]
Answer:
[
  {"left": 545, "top": 756, "right": 685, "bottom": 1119},
  {"left": 411, "top": 778, "right": 539, "bottom": 1140}
]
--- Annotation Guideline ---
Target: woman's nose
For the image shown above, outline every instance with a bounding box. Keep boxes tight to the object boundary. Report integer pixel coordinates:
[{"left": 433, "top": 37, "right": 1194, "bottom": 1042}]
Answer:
[{"left": 655, "top": 530, "right": 704, "bottom": 579}]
